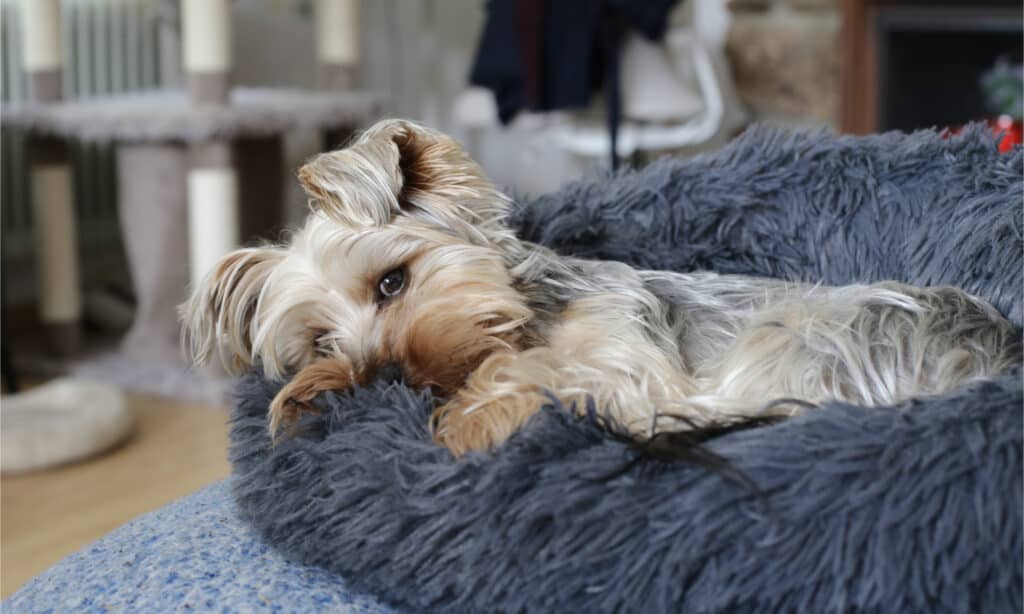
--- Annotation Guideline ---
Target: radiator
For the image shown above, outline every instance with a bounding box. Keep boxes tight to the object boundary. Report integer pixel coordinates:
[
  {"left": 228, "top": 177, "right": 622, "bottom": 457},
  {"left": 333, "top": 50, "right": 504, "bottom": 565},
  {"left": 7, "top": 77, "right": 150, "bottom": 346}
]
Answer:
[{"left": 1, "top": 0, "right": 166, "bottom": 302}]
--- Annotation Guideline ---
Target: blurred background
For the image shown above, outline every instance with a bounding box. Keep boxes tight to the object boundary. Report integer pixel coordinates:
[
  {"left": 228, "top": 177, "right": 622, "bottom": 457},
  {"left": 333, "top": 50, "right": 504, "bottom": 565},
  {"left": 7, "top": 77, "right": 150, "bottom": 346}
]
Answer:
[{"left": 0, "top": 0, "right": 1021, "bottom": 598}]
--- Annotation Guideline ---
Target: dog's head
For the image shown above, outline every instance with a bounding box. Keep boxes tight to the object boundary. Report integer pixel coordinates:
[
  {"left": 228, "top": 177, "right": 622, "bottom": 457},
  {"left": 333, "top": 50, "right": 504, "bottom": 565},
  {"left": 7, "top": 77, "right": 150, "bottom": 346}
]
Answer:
[{"left": 180, "top": 120, "right": 531, "bottom": 394}]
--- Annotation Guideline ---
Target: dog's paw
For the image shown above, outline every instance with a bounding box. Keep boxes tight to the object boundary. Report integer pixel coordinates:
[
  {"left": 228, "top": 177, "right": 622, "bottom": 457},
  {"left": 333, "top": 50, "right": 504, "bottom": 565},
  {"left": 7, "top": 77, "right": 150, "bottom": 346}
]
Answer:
[
  {"left": 267, "top": 391, "right": 316, "bottom": 441},
  {"left": 432, "top": 390, "right": 546, "bottom": 457},
  {"left": 432, "top": 397, "right": 498, "bottom": 457},
  {"left": 268, "top": 358, "right": 356, "bottom": 441}
]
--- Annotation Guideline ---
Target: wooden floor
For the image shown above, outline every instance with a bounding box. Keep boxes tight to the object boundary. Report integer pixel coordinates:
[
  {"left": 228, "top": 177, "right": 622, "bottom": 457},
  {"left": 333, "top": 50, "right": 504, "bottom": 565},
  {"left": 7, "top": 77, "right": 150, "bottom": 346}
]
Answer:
[{"left": 1, "top": 391, "right": 231, "bottom": 598}]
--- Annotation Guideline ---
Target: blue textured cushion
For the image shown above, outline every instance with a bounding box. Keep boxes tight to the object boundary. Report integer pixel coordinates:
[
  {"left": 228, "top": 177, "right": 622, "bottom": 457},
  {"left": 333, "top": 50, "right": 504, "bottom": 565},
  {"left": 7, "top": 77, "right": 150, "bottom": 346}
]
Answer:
[{"left": 5, "top": 481, "right": 395, "bottom": 613}]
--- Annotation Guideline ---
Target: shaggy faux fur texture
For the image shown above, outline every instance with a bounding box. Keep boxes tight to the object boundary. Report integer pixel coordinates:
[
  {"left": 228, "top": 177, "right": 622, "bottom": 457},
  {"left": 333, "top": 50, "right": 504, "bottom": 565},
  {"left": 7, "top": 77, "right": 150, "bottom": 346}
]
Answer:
[{"left": 230, "top": 125, "right": 1023, "bottom": 613}]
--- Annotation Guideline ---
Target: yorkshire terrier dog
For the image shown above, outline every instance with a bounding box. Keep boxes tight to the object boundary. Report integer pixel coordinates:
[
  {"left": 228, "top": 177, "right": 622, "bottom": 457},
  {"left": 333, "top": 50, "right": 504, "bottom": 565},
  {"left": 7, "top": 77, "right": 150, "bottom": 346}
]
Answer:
[{"left": 182, "top": 120, "right": 1021, "bottom": 456}]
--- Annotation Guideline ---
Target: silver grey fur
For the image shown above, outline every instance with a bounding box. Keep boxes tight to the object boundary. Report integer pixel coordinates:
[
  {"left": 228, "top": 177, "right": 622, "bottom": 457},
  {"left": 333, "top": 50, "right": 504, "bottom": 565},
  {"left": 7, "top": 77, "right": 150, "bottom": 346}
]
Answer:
[{"left": 507, "top": 238, "right": 1020, "bottom": 429}]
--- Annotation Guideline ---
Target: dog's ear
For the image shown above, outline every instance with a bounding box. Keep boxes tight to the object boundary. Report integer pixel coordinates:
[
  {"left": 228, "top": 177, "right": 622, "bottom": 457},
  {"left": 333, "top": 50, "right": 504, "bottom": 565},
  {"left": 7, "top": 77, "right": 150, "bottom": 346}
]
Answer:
[
  {"left": 297, "top": 119, "right": 511, "bottom": 237},
  {"left": 179, "top": 247, "right": 283, "bottom": 374}
]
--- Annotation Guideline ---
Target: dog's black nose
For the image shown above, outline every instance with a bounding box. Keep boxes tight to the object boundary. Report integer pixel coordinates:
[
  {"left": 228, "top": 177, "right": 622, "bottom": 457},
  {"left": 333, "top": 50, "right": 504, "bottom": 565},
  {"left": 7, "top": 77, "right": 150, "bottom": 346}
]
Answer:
[{"left": 373, "top": 363, "right": 406, "bottom": 385}]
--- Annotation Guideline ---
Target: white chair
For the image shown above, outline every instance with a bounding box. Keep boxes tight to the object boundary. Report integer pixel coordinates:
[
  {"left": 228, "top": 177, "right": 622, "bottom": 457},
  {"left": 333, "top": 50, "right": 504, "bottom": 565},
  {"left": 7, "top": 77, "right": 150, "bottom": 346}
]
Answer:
[{"left": 553, "top": 30, "right": 726, "bottom": 162}]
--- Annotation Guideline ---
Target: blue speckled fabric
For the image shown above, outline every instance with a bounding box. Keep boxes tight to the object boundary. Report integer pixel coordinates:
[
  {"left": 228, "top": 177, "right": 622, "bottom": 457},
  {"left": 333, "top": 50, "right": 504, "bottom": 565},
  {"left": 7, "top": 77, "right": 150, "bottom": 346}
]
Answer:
[{"left": 4, "top": 481, "right": 396, "bottom": 613}]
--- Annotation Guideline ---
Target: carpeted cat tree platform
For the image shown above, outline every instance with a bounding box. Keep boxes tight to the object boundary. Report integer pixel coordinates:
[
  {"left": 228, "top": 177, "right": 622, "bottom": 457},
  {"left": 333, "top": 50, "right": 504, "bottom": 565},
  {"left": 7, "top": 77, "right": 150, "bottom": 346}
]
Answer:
[
  {"left": 6, "top": 126, "right": 1021, "bottom": 613},
  {"left": 1, "top": 0, "right": 379, "bottom": 403}
]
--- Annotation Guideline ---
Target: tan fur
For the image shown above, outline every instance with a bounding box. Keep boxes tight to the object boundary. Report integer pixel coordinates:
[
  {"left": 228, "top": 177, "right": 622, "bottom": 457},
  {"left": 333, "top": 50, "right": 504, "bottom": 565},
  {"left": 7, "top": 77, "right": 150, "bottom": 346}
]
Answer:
[
  {"left": 180, "top": 119, "right": 1022, "bottom": 457},
  {"left": 269, "top": 357, "right": 356, "bottom": 437}
]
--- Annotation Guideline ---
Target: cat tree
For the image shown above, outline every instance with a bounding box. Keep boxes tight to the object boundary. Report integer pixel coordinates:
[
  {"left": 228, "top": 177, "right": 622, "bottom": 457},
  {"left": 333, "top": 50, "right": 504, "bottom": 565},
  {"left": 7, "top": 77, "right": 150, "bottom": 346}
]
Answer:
[{"left": 2, "top": 0, "right": 379, "bottom": 413}]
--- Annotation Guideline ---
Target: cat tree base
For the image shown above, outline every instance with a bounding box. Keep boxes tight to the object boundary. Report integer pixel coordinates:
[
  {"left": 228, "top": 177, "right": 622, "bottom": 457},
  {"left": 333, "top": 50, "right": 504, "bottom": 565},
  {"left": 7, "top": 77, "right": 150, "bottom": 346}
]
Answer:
[{"left": 4, "top": 88, "right": 383, "bottom": 392}]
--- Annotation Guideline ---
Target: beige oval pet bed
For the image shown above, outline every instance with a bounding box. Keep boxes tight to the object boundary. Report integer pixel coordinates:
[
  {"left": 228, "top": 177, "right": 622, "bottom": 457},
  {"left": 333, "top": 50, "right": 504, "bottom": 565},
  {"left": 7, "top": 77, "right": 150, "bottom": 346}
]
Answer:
[{"left": 2, "top": 378, "right": 133, "bottom": 474}]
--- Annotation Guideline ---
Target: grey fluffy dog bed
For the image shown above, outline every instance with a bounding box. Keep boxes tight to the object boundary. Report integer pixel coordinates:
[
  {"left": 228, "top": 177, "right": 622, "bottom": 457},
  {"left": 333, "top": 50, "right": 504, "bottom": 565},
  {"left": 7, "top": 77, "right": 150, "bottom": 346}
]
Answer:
[{"left": 231, "top": 126, "right": 1023, "bottom": 613}]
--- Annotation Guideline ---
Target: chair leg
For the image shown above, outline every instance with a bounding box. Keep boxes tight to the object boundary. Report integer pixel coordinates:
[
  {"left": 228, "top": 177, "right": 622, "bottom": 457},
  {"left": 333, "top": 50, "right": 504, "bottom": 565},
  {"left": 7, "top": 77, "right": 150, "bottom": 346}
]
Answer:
[{"left": 1, "top": 259, "right": 20, "bottom": 393}]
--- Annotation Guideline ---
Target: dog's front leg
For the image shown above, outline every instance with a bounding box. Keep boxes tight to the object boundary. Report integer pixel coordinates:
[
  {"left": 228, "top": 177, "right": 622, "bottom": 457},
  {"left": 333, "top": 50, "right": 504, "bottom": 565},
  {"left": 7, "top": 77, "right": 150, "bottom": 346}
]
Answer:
[
  {"left": 430, "top": 350, "right": 572, "bottom": 456},
  {"left": 269, "top": 357, "right": 356, "bottom": 438}
]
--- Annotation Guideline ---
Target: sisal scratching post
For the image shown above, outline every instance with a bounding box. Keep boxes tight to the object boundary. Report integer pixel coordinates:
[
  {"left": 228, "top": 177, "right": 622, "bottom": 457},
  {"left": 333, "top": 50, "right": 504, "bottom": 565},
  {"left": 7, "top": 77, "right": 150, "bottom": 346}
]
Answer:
[
  {"left": 315, "top": 0, "right": 360, "bottom": 90},
  {"left": 181, "top": 0, "right": 231, "bottom": 105},
  {"left": 187, "top": 143, "right": 239, "bottom": 288},
  {"left": 317, "top": 0, "right": 360, "bottom": 150},
  {"left": 19, "top": 0, "right": 63, "bottom": 100},
  {"left": 181, "top": 0, "right": 240, "bottom": 288},
  {"left": 19, "top": 0, "right": 82, "bottom": 356}
]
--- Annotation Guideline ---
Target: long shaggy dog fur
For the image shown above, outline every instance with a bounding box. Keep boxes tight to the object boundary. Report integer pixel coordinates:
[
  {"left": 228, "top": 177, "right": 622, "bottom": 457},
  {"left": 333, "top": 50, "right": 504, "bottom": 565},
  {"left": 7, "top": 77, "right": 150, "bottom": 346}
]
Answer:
[{"left": 181, "top": 120, "right": 1021, "bottom": 456}]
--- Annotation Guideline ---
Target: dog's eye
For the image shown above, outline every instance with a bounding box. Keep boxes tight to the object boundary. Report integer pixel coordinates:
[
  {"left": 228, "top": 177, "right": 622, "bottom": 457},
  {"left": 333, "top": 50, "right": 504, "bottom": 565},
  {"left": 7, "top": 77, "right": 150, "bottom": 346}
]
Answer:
[{"left": 377, "top": 268, "right": 406, "bottom": 301}]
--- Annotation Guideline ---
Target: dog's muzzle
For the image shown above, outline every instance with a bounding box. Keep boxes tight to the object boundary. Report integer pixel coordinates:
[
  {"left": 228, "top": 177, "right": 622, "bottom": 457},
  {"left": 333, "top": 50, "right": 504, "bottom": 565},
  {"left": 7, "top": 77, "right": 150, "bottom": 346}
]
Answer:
[{"left": 371, "top": 362, "right": 406, "bottom": 386}]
